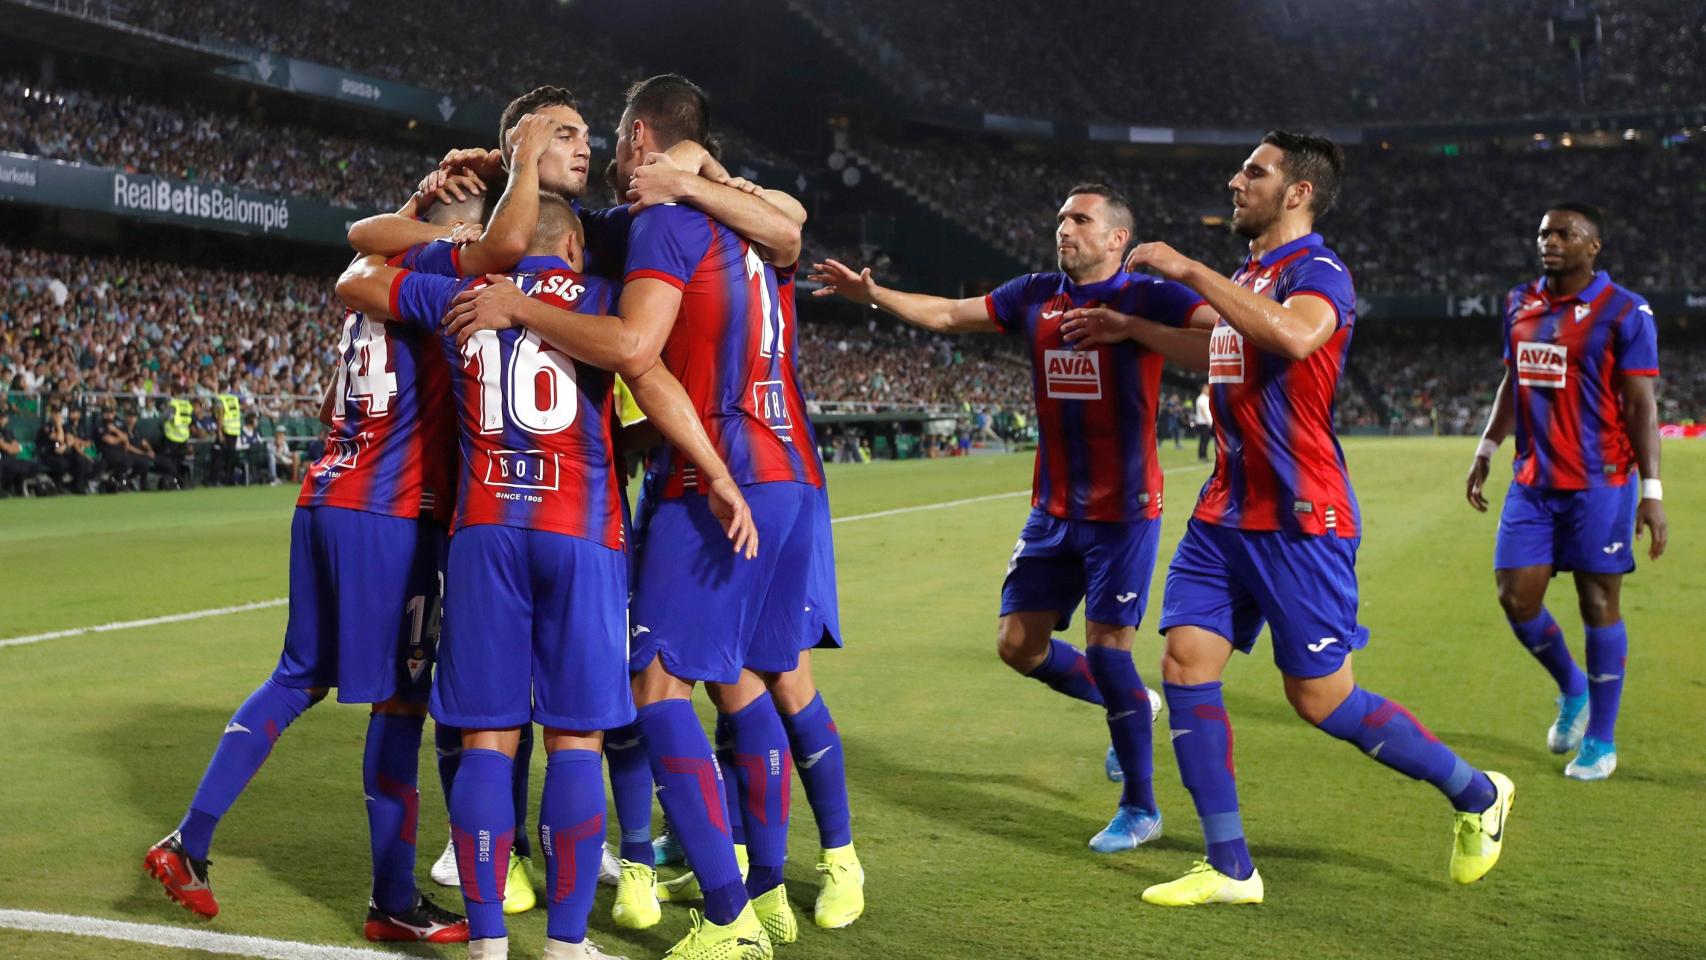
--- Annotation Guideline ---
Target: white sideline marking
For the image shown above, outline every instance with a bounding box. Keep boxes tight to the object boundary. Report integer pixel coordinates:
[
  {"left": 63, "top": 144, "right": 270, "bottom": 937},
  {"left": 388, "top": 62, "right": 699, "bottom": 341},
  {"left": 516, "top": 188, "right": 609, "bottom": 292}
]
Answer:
[
  {"left": 0, "top": 908, "right": 399, "bottom": 959},
  {"left": 0, "top": 599, "right": 288, "bottom": 649},
  {"left": 0, "top": 464, "right": 1207, "bottom": 649}
]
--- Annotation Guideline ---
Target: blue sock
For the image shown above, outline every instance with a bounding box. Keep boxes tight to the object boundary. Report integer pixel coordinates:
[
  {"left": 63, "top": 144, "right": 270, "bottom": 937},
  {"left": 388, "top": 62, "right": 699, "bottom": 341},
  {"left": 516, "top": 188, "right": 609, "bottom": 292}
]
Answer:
[
  {"left": 539, "top": 750, "right": 605, "bottom": 945},
  {"left": 1163, "top": 682, "right": 1252, "bottom": 880},
  {"left": 177, "top": 679, "right": 316, "bottom": 860},
  {"left": 780, "top": 693, "right": 852, "bottom": 849},
  {"left": 1316, "top": 687, "right": 1496, "bottom": 813},
  {"left": 364, "top": 712, "right": 424, "bottom": 915},
  {"left": 604, "top": 723, "right": 655, "bottom": 864},
  {"left": 449, "top": 749, "right": 514, "bottom": 941},
  {"left": 1584, "top": 622, "right": 1628, "bottom": 743},
  {"left": 727, "top": 694, "right": 791, "bottom": 897},
  {"left": 638, "top": 700, "right": 747, "bottom": 925},
  {"left": 434, "top": 722, "right": 462, "bottom": 805},
  {"left": 1086, "top": 647, "right": 1156, "bottom": 813},
  {"left": 512, "top": 723, "right": 534, "bottom": 860},
  {"left": 1510, "top": 609, "right": 1587, "bottom": 697},
  {"left": 1026, "top": 638, "right": 1105, "bottom": 705},
  {"left": 713, "top": 713, "right": 748, "bottom": 847}
]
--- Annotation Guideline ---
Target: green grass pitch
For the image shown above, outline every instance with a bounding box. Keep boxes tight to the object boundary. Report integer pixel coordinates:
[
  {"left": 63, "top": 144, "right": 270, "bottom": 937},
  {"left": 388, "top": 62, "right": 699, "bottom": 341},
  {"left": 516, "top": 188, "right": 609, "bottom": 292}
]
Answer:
[{"left": 1, "top": 438, "right": 1700, "bottom": 959}]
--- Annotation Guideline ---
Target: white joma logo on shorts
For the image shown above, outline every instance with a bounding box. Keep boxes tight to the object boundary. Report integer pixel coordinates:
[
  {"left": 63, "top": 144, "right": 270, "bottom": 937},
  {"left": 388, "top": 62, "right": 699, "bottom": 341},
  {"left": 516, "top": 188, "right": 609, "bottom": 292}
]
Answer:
[
  {"left": 1307, "top": 637, "right": 1340, "bottom": 652},
  {"left": 1116, "top": 592, "right": 1139, "bottom": 603},
  {"left": 1603, "top": 542, "right": 1625, "bottom": 554}
]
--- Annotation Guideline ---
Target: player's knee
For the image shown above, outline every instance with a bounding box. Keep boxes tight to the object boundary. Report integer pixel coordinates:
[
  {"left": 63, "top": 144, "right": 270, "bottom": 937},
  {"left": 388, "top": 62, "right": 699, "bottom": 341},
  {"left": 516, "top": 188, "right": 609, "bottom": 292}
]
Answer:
[
  {"left": 1576, "top": 591, "right": 1617, "bottom": 627},
  {"left": 1287, "top": 687, "right": 1337, "bottom": 726},
  {"left": 304, "top": 688, "right": 329, "bottom": 708},
  {"left": 1495, "top": 584, "right": 1540, "bottom": 622},
  {"left": 994, "top": 620, "right": 1042, "bottom": 671}
]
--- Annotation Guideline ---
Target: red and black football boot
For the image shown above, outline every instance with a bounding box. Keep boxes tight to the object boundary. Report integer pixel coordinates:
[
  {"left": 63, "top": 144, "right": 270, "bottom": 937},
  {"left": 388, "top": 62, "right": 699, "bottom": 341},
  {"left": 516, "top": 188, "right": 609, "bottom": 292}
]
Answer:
[
  {"left": 363, "top": 892, "right": 471, "bottom": 943},
  {"left": 143, "top": 831, "right": 218, "bottom": 919}
]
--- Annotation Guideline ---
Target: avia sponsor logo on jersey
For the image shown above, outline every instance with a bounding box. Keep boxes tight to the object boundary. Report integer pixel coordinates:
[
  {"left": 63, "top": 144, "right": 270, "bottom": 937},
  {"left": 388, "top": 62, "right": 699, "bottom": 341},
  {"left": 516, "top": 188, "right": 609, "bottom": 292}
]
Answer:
[
  {"left": 1208, "top": 325, "right": 1245, "bottom": 384},
  {"left": 1042, "top": 349, "right": 1102, "bottom": 399},
  {"left": 1515, "top": 341, "right": 1568, "bottom": 388}
]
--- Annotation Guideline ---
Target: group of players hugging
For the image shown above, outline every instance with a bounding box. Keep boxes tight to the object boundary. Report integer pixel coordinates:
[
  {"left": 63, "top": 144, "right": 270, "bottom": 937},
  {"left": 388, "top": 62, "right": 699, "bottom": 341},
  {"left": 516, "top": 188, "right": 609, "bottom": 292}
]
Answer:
[{"left": 142, "top": 70, "right": 1666, "bottom": 960}]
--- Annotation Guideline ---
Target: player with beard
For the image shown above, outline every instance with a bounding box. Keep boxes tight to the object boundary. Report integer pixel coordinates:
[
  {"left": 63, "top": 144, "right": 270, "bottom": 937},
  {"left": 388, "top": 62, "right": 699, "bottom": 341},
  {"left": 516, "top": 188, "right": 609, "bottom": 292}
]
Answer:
[
  {"left": 1061, "top": 131, "right": 1515, "bottom": 906},
  {"left": 1465, "top": 202, "right": 1664, "bottom": 781},
  {"left": 811, "top": 184, "right": 1211, "bottom": 854}
]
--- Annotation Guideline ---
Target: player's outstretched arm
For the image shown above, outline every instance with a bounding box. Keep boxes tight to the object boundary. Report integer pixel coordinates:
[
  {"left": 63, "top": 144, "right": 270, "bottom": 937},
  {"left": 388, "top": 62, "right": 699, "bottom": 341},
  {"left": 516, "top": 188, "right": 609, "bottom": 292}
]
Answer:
[
  {"left": 1059, "top": 306, "right": 1212, "bottom": 370},
  {"left": 1126, "top": 242, "right": 1335, "bottom": 360},
  {"left": 623, "top": 363, "right": 758, "bottom": 559},
  {"left": 808, "top": 259, "right": 997, "bottom": 333},
  {"left": 1466, "top": 370, "right": 1516, "bottom": 513},
  {"left": 1620, "top": 372, "right": 1667, "bottom": 559},
  {"left": 334, "top": 256, "right": 407, "bottom": 319},
  {"left": 628, "top": 152, "right": 804, "bottom": 267},
  {"left": 348, "top": 170, "right": 488, "bottom": 256}
]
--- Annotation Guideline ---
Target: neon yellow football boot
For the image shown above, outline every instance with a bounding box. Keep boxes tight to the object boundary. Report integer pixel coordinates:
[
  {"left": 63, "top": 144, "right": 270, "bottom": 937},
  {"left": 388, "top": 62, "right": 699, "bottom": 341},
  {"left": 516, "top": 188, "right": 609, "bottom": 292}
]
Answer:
[
  {"left": 1140, "top": 859, "right": 1264, "bottom": 907},
  {"left": 661, "top": 905, "right": 772, "bottom": 960},
  {"left": 812, "top": 844, "right": 865, "bottom": 929},
  {"left": 501, "top": 851, "right": 536, "bottom": 915},
  {"left": 657, "top": 843, "right": 747, "bottom": 903},
  {"left": 1450, "top": 771, "right": 1516, "bottom": 884},
  {"left": 749, "top": 884, "right": 798, "bottom": 945},
  {"left": 612, "top": 859, "right": 661, "bottom": 930}
]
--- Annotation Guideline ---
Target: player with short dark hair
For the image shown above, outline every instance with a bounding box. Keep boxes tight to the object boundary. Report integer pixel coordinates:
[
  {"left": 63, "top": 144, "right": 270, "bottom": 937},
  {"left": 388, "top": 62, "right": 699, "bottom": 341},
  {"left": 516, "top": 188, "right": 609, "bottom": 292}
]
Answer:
[
  {"left": 1465, "top": 201, "right": 1665, "bottom": 781},
  {"left": 1063, "top": 131, "right": 1515, "bottom": 906},
  {"left": 812, "top": 180, "right": 1213, "bottom": 854}
]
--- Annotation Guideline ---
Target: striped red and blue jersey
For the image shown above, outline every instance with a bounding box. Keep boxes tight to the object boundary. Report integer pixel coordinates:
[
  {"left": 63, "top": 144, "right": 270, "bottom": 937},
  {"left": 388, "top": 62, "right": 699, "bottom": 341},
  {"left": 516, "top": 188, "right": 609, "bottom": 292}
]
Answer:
[
  {"left": 1195, "top": 233, "right": 1360, "bottom": 537},
  {"left": 395, "top": 237, "right": 472, "bottom": 277},
  {"left": 390, "top": 254, "right": 625, "bottom": 547},
  {"left": 299, "top": 251, "right": 454, "bottom": 522},
  {"left": 1502, "top": 271, "right": 1657, "bottom": 490},
  {"left": 985, "top": 270, "right": 1203, "bottom": 522},
  {"left": 623, "top": 204, "right": 823, "bottom": 497}
]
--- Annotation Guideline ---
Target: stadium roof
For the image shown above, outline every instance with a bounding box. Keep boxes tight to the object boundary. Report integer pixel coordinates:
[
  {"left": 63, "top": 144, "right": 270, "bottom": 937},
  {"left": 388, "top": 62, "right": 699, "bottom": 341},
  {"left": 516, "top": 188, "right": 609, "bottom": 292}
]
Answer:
[{"left": 0, "top": 0, "right": 244, "bottom": 73}]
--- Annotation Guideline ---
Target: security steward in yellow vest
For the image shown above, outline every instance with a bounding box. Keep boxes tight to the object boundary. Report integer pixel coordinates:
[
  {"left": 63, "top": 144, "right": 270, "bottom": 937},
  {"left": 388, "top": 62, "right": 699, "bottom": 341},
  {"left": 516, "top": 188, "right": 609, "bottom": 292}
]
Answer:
[
  {"left": 209, "top": 393, "right": 242, "bottom": 485},
  {"left": 161, "top": 397, "right": 194, "bottom": 486}
]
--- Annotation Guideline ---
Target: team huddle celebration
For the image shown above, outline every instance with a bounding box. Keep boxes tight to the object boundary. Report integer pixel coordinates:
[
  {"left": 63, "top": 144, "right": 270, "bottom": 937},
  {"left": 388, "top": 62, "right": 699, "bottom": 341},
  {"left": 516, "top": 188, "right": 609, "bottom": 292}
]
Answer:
[{"left": 1, "top": 2, "right": 1698, "bottom": 959}]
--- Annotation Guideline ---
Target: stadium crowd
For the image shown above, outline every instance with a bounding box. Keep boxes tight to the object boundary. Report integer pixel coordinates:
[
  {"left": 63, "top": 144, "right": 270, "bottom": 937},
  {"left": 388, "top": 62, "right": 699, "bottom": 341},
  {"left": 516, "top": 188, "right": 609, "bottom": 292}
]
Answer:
[
  {"left": 797, "top": 317, "right": 1030, "bottom": 410},
  {"left": 800, "top": 0, "right": 1706, "bottom": 125},
  {"left": 0, "top": 74, "right": 430, "bottom": 212},
  {"left": 854, "top": 136, "right": 1706, "bottom": 293}
]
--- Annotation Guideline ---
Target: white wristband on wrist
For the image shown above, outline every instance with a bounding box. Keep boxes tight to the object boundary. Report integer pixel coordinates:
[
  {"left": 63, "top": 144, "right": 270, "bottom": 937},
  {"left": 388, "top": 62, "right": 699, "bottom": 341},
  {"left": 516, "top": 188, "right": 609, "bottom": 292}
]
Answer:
[
  {"left": 1641, "top": 478, "right": 1663, "bottom": 502},
  {"left": 1475, "top": 438, "right": 1500, "bottom": 461}
]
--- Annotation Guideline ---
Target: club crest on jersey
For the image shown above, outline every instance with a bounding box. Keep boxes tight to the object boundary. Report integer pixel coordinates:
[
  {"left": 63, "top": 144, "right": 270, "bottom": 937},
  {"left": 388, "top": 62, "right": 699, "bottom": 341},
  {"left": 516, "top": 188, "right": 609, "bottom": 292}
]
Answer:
[
  {"left": 1251, "top": 271, "right": 1275, "bottom": 295},
  {"left": 1573, "top": 303, "right": 1591, "bottom": 324},
  {"left": 1042, "top": 349, "right": 1102, "bottom": 399},
  {"left": 1208, "top": 325, "right": 1245, "bottom": 384},
  {"left": 1515, "top": 341, "right": 1568, "bottom": 388}
]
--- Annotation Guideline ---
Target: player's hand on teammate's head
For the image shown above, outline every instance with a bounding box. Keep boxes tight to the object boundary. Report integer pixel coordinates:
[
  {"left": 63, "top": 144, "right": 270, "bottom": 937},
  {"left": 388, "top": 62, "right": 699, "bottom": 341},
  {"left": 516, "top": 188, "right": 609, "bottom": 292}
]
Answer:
[
  {"left": 1125, "top": 241, "right": 1193, "bottom": 280},
  {"left": 705, "top": 475, "right": 759, "bottom": 560},
  {"left": 1059, "top": 306, "right": 1134, "bottom": 349},
  {"left": 448, "top": 221, "right": 484, "bottom": 245},
  {"left": 444, "top": 275, "right": 527, "bottom": 347},
  {"left": 627, "top": 154, "right": 695, "bottom": 212},
  {"left": 507, "top": 113, "right": 557, "bottom": 169},
  {"left": 1636, "top": 499, "right": 1667, "bottom": 560},
  {"left": 806, "top": 259, "right": 878, "bottom": 304},
  {"left": 438, "top": 146, "right": 504, "bottom": 178},
  {"left": 1465, "top": 456, "right": 1491, "bottom": 512},
  {"left": 420, "top": 167, "right": 486, "bottom": 206}
]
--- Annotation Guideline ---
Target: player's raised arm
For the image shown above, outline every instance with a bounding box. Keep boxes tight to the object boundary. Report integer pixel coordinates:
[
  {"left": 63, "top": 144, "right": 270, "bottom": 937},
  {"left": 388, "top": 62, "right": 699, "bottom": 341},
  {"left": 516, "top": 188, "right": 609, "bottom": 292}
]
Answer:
[
  {"left": 627, "top": 151, "right": 804, "bottom": 267},
  {"left": 1621, "top": 372, "right": 1666, "bottom": 559},
  {"left": 347, "top": 170, "right": 488, "bottom": 256},
  {"left": 1466, "top": 369, "right": 1517, "bottom": 513},
  {"left": 446, "top": 113, "right": 558, "bottom": 277},
  {"left": 1060, "top": 306, "right": 1214, "bottom": 370},
  {"left": 1125, "top": 241, "right": 1336, "bottom": 361},
  {"left": 808, "top": 259, "right": 997, "bottom": 333}
]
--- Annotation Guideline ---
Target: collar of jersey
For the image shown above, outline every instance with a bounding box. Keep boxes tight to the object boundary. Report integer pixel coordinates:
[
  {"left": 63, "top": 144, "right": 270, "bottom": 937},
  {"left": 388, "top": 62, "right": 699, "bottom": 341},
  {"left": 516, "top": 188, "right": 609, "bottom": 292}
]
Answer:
[
  {"left": 1250, "top": 231, "right": 1323, "bottom": 269},
  {"left": 1530, "top": 270, "right": 1609, "bottom": 305},
  {"left": 513, "top": 254, "right": 573, "bottom": 275},
  {"left": 1063, "top": 271, "right": 1127, "bottom": 297}
]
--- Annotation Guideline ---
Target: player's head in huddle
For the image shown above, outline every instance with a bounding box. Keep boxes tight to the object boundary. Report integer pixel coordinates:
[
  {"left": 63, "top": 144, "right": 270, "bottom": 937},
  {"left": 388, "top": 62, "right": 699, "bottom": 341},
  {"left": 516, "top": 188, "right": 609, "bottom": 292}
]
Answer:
[
  {"left": 1229, "top": 130, "right": 1344, "bottom": 240},
  {"left": 615, "top": 72, "right": 710, "bottom": 187},
  {"left": 1055, "top": 183, "right": 1133, "bottom": 281},
  {"left": 498, "top": 85, "right": 592, "bottom": 199},
  {"left": 1537, "top": 201, "right": 1604, "bottom": 278},
  {"left": 527, "top": 192, "right": 587, "bottom": 270},
  {"left": 420, "top": 187, "right": 489, "bottom": 230}
]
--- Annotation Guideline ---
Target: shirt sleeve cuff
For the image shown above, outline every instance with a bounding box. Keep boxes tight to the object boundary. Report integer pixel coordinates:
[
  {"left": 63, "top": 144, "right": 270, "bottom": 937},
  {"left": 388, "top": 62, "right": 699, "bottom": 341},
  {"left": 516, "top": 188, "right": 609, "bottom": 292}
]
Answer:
[{"left": 625, "top": 269, "right": 688, "bottom": 291}]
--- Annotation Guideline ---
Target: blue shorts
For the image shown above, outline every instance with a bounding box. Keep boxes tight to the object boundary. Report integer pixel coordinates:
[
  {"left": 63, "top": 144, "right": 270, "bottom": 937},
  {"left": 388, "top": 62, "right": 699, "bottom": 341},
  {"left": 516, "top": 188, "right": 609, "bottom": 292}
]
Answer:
[
  {"left": 1000, "top": 507, "right": 1162, "bottom": 631},
  {"left": 1159, "top": 518, "right": 1369, "bottom": 679},
  {"left": 430, "top": 524, "right": 633, "bottom": 731},
  {"left": 274, "top": 506, "right": 445, "bottom": 704},
  {"left": 1494, "top": 481, "right": 1638, "bottom": 575},
  {"left": 801, "top": 483, "right": 842, "bottom": 650},
  {"left": 630, "top": 481, "right": 816, "bottom": 683}
]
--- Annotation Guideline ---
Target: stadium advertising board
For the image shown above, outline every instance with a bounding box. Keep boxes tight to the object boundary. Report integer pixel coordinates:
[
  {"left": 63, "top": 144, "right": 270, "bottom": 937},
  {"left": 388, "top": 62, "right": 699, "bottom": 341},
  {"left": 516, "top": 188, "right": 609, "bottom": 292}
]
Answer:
[
  {"left": 212, "top": 44, "right": 501, "bottom": 136},
  {"left": 0, "top": 152, "right": 354, "bottom": 245}
]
